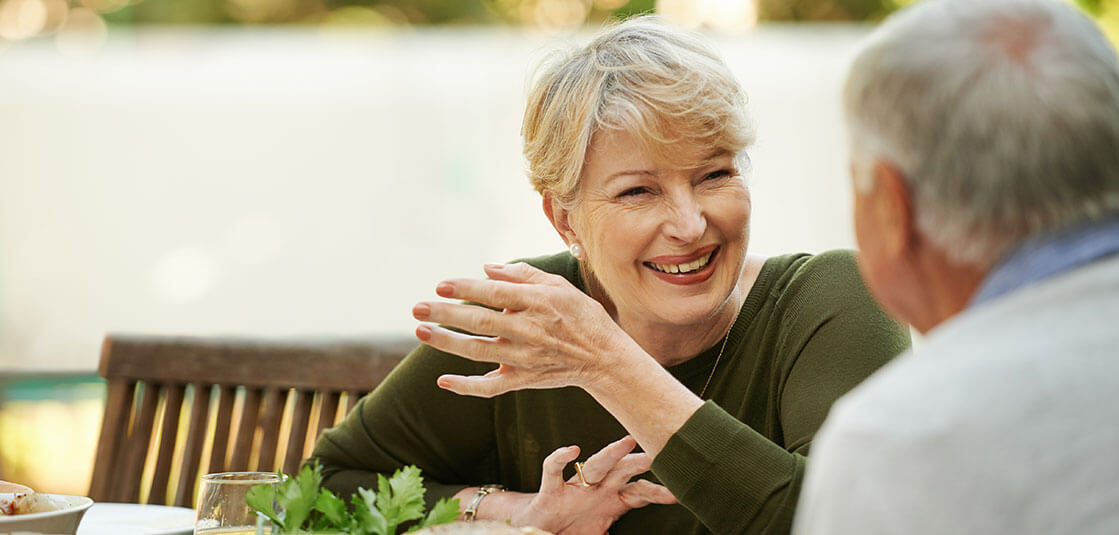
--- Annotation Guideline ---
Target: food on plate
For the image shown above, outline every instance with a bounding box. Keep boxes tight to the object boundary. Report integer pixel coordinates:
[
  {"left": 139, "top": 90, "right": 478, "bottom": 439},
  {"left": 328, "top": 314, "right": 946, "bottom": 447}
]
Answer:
[
  {"left": 412, "top": 521, "right": 552, "bottom": 534},
  {"left": 0, "top": 492, "right": 69, "bottom": 516},
  {"left": 0, "top": 481, "right": 32, "bottom": 494}
]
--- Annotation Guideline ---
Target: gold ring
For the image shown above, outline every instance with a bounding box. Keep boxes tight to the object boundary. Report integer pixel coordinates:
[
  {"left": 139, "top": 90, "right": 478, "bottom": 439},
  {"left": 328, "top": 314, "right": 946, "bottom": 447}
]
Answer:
[{"left": 574, "top": 462, "right": 595, "bottom": 487}]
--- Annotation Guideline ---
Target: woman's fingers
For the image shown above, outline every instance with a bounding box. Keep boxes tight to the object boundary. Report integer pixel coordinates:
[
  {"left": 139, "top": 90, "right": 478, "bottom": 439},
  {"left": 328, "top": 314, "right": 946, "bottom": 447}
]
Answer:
[
  {"left": 432, "top": 263, "right": 573, "bottom": 313},
  {"left": 572, "top": 436, "right": 638, "bottom": 485},
  {"left": 437, "top": 370, "right": 522, "bottom": 398},
  {"left": 540, "top": 445, "right": 581, "bottom": 494},
  {"left": 597, "top": 453, "right": 653, "bottom": 489},
  {"left": 414, "top": 301, "right": 521, "bottom": 340},
  {"left": 434, "top": 277, "right": 538, "bottom": 312},
  {"left": 483, "top": 262, "right": 561, "bottom": 286},
  {"left": 414, "top": 325, "right": 519, "bottom": 365},
  {"left": 619, "top": 480, "right": 678, "bottom": 508}
]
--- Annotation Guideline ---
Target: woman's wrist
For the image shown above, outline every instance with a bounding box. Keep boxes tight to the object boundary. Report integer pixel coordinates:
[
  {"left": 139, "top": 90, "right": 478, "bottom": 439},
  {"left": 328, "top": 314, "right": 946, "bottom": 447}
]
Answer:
[
  {"left": 583, "top": 343, "right": 704, "bottom": 457},
  {"left": 580, "top": 336, "right": 652, "bottom": 395},
  {"left": 454, "top": 487, "right": 532, "bottom": 523},
  {"left": 462, "top": 484, "right": 505, "bottom": 521}
]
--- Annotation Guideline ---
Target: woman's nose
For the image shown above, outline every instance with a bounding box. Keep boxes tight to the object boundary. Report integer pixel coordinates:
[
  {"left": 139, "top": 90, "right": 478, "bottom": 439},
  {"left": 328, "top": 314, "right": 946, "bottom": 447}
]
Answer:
[{"left": 663, "top": 193, "right": 706, "bottom": 244}]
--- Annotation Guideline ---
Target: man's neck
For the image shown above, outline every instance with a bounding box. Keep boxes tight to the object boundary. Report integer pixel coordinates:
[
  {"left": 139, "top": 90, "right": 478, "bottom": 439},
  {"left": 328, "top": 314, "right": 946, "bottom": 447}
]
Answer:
[{"left": 909, "top": 248, "right": 988, "bottom": 334}]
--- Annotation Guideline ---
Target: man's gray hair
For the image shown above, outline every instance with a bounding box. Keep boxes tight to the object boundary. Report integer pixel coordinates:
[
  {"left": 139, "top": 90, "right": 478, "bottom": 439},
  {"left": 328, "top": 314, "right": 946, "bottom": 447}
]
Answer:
[{"left": 845, "top": 0, "right": 1119, "bottom": 266}]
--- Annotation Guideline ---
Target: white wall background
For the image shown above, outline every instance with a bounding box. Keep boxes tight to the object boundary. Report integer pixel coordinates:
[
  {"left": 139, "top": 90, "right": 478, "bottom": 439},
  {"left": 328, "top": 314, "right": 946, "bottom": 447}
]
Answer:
[{"left": 0, "top": 24, "right": 868, "bottom": 370}]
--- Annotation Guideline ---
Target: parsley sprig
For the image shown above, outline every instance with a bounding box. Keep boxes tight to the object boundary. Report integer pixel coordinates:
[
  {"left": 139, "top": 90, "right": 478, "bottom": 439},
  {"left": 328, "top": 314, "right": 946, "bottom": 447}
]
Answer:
[{"left": 246, "top": 464, "right": 460, "bottom": 534}]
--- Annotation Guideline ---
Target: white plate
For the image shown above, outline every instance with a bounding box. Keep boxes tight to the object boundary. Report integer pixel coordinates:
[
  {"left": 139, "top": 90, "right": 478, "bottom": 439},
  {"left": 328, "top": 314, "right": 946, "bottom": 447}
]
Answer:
[
  {"left": 0, "top": 493, "right": 93, "bottom": 534},
  {"left": 76, "top": 503, "right": 195, "bottom": 535}
]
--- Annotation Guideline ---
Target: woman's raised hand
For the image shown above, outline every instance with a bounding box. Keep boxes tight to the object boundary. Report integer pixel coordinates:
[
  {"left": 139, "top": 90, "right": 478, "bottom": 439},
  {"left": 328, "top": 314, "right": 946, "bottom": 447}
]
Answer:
[
  {"left": 512, "top": 436, "right": 676, "bottom": 535},
  {"left": 412, "top": 262, "right": 643, "bottom": 397}
]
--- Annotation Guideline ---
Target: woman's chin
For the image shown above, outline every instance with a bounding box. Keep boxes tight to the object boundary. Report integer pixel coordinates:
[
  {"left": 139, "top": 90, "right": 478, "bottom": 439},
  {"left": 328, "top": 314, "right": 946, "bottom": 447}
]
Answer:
[{"left": 643, "top": 297, "right": 731, "bottom": 328}]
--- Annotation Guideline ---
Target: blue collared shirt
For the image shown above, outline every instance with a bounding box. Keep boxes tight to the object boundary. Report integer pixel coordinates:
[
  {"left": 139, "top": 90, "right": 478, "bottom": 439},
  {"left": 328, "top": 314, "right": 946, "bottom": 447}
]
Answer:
[{"left": 971, "top": 217, "right": 1119, "bottom": 307}]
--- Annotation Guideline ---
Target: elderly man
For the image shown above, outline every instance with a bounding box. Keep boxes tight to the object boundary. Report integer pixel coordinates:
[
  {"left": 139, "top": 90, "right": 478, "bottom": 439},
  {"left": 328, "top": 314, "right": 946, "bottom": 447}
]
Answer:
[{"left": 794, "top": 0, "right": 1119, "bottom": 533}]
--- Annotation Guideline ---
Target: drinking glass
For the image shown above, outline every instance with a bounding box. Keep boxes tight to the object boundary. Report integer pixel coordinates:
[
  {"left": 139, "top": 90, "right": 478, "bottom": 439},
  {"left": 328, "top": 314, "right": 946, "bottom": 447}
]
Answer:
[{"left": 194, "top": 471, "right": 284, "bottom": 535}]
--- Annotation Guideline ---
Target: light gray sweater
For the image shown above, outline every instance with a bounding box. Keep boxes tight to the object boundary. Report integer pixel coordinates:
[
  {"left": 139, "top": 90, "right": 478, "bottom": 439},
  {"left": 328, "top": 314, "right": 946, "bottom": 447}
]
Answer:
[{"left": 795, "top": 253, "right": 1119, "bottom": 534}]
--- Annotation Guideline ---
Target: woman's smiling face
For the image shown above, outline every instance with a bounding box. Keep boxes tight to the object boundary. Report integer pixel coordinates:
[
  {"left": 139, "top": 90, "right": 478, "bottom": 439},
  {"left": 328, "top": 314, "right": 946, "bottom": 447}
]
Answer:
[{"left": 566, "top": 128, "right": 752, "bottom": 329}]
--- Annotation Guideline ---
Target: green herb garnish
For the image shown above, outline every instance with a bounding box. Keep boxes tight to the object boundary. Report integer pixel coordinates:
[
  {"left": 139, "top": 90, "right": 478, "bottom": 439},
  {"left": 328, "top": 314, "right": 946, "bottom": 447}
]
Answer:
[{"left": 247, "top": 464, "right": 460, "bottom": 534}]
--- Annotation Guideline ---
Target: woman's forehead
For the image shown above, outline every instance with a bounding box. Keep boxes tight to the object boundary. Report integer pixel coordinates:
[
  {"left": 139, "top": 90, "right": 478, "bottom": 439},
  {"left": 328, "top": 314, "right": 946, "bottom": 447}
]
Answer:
[{"left": 587, "top": 128, "right": 734, "bottom": 171}]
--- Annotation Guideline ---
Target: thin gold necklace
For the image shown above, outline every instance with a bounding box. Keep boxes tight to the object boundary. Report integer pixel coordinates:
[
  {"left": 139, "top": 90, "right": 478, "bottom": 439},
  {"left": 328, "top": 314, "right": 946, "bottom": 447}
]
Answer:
[{"left": 698, "top": 327, "right": 733, "bottom": 399}]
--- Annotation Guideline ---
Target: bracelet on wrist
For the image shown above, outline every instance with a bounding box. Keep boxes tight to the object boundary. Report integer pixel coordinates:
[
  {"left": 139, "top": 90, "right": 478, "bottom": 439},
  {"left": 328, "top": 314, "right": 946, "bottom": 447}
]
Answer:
[{"left": 463, "top": 484, "right": 505, "bottom": 521}]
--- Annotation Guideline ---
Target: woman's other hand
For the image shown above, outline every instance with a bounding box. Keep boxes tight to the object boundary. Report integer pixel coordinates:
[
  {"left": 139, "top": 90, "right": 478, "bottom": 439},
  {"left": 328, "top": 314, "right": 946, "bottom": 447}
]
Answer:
[
  {"left": 413, "top": 262, "right": 641, "bottom": 397},
  {"left": 510, "top": 436, "right": 677, "bottom": 535}
]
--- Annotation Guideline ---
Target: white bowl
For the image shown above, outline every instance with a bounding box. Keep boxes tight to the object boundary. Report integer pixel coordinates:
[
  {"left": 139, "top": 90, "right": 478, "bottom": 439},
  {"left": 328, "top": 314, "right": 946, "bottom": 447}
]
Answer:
[{"left": 0, "top": 494, "right": 94, "bottom": 535}]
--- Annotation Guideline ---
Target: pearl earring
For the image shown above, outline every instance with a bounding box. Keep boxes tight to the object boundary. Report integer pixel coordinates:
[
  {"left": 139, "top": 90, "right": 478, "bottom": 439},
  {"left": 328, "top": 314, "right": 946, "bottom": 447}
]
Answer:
[{"left": 569, "top": 242, "right": 585, "bottom": 260}]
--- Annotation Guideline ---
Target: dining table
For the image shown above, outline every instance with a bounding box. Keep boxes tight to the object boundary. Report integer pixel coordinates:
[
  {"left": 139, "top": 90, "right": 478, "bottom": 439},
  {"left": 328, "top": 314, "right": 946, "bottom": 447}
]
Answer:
[{"left": 75, "top": 502, "right": 196, "bottom": 535}]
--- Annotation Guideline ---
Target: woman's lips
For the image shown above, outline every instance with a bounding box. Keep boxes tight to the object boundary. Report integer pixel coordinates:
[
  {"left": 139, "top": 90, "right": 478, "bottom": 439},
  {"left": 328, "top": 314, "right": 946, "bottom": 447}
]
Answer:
[
  {"left": 645, "top": 245, "right": 719, "bottom": 265},
  {"left": 643, "top": 246, "right": 719, "bottom": 285}
]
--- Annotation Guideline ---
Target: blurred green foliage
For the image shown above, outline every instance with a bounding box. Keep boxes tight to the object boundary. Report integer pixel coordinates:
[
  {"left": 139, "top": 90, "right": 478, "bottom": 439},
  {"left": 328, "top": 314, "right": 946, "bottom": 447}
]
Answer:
[
  {"left": 757, "top": 0, "right": 902, "bottom": 21},
  {"left": 1075, "top": 0, "right": 1105, "bottom": 15},
  {"left": 33, "top": 0, "right": 1119, "bottom": 39},
  {"left": 97, "top": 0, "right": 900, "bottom": 26}
]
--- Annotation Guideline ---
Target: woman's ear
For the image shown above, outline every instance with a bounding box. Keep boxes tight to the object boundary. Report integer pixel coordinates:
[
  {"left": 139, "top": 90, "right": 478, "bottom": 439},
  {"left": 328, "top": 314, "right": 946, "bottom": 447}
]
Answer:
[{"left": 543, "top": 192, "right": 579, "bottom": 245}]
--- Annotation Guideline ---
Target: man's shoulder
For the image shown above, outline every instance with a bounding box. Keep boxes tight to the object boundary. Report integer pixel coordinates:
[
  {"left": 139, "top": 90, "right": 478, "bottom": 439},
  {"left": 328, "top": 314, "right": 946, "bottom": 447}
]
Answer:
[
  {"left": 832, "top": 252, "right": 1119, "bottom": 435},
  {"left": 804, "top": 255, "right": 1119, "bottom": 533},
  {"left": 921, "top": 253, "right": 1119, "bottom": 379},
  {"left": 819, "top": 253, "right": 1119, "bottom": 459}
]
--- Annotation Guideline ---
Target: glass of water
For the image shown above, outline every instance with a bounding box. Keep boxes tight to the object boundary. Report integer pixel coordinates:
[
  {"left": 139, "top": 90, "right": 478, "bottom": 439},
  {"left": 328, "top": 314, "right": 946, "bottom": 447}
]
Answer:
[{"left": 194, "top": 472, "right": 284, "bottom": 535}]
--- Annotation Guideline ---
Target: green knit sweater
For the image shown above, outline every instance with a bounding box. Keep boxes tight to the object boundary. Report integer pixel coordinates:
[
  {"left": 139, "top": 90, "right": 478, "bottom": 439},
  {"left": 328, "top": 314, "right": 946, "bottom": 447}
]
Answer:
[{"left": 310, "top": 250, "right": 910, "bottom": 534}]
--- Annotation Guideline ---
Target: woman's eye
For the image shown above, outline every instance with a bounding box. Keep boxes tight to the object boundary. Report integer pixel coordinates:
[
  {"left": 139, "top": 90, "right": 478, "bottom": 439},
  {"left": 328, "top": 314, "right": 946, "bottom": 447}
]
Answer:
[
  {"left": 704, "top": 169, "right": 733, "bottom": 182},
  {"left": 618, "top": 187, "right": 649, "bottom": 198}
]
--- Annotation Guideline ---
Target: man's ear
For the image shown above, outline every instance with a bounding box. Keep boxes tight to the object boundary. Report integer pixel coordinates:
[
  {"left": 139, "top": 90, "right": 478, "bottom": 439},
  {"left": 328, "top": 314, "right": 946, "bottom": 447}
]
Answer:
[
  {"left": 872, "top": 160, "right": 918, "bottom": 258},
  {"left": 543, "top": 192, "right": 579, "bottom": 246}
]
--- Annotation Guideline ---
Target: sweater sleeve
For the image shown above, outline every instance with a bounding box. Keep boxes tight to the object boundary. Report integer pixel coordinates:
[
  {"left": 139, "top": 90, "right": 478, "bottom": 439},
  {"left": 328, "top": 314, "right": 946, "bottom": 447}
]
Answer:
[
  {"left": 308, "top": 342, "right": 499, "bottom": 509},
  {"left": 654, "top": 402, "right": 807, "bottom": 534},
  {"left": 652, "top": 250, "right": 911, "bottom": 534}
]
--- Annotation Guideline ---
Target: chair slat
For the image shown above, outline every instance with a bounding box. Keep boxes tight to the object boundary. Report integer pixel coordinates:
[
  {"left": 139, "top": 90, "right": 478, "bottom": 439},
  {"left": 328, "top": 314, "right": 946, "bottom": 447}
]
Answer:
[
  {"left": 89, "top": 379, "right": 135, "bottom": 501},
  {"left": 283, "top": 390, "right": 313, "bottom": 475},
  {"left": 255, "top": 388, "right": 287, "bottom": 472},
  {"left": 120, "top": 382, "right": 160, "bottom": 503},
  {"left": 208, "top": 385, "right": 236, "bottom": 474},
  {"left": 229, "top": 388, "right": 261, "bottom": 471},
  {"left": 149, "top": 384, "right": 185, "bottom": 504},
  {"left": 344, "top": 390, "right": 361, "bottom": 415},
  {"left": 100, "top": 336, "right": 416, "bottom": 391},
  {"left": 91, "top": 334, "right": 411, "bottom": 505},
  {"left": 313, "top": 391, "right": 341, "bottom": 440},
  {"left": 175, "top": 383, "right": 212, "bottom": 507}
]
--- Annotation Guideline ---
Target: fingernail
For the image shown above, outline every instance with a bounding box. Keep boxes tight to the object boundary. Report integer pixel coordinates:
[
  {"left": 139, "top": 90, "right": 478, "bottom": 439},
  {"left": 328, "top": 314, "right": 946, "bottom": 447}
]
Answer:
[
  {"left": 484, "top": 263, "right": 504, "bottom": 271},
  {"left": 436, "top": 376, "right": 451, "bottom": 389},
  {"left": 412, "top": 303, "right": 431, "bottom": 320},
  {"left": 416, "top": 324, "right": 432, "bottom": 342},
  {"left": 436, "top": 281, "right": 454, "bottom": 297}
]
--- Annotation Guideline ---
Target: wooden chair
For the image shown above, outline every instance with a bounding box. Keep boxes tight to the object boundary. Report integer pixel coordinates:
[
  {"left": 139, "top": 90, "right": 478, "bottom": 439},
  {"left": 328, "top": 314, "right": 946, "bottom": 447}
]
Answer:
[{"left": 88, "top": 334, "right": 416, "bottom": 507}]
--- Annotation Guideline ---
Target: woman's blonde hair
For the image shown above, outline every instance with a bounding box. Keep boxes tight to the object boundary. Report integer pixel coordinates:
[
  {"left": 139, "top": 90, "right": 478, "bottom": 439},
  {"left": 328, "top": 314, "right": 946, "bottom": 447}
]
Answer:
[{"left": 522, "top": 16, "right": 755, "bottom": 206}]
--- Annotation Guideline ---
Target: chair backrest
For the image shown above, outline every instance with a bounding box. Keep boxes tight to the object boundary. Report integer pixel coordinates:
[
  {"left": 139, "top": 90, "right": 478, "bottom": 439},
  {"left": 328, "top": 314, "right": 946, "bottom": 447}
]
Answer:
[{"left": 88, "top": 333, "right": 415, "bottom": 507}]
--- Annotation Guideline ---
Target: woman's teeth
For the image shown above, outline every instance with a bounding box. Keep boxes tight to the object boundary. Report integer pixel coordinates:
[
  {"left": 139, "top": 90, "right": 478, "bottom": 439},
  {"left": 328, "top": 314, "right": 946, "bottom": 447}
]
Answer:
[{"left": 649, "top": 252, "right": 713, "bottom": 274}]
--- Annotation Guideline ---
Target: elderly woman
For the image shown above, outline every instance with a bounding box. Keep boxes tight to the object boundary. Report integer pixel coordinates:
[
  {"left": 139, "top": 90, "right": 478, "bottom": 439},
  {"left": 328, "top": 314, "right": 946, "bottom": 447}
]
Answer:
[{"left": 311, "top": 17, "right": 909, "bottom": 535}]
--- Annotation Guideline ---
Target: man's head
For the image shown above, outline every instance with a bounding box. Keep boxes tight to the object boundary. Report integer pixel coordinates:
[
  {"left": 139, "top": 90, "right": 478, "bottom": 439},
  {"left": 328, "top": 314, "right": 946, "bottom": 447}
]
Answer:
[{"left": 845, "top": 0, "right": 1119, "bottom": 331}]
